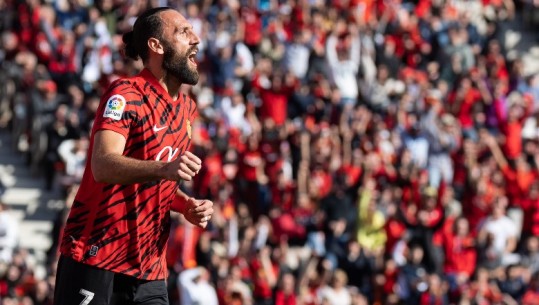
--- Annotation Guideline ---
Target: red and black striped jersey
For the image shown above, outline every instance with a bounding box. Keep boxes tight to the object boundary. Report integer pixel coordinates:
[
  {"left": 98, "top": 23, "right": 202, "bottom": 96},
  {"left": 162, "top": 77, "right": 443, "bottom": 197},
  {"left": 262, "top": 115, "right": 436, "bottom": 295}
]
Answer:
[{"left": 60, "top": 69, "right": 197, "bottom": 280}]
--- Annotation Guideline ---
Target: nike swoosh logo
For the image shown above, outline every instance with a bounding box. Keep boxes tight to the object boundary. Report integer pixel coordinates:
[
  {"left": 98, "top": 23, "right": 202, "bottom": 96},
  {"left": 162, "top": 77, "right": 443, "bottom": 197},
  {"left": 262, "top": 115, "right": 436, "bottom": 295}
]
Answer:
[{"left": 153, "top": 125, "right": 168, "bottom": 132}]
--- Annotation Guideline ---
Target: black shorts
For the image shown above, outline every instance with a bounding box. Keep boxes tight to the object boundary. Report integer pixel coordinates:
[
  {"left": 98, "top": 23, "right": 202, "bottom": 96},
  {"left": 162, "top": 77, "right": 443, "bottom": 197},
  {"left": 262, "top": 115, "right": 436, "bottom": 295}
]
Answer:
[{"left": 53, "top": 255, "right": 169, "bottom": 305}]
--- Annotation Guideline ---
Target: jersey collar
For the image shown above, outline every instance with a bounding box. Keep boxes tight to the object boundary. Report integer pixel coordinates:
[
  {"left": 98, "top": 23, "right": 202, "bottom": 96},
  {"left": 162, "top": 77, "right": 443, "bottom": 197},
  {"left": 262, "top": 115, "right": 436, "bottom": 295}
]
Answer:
[{"left": 139, "top": 68, "right": 184, "bottom": 103}]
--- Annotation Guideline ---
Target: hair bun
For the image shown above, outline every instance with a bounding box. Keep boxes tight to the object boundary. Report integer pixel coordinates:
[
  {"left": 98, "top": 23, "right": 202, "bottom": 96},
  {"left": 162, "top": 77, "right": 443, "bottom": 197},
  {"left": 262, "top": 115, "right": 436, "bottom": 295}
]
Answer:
[{"left": 122, "top": 31, "right": 139, "bottom": 60}]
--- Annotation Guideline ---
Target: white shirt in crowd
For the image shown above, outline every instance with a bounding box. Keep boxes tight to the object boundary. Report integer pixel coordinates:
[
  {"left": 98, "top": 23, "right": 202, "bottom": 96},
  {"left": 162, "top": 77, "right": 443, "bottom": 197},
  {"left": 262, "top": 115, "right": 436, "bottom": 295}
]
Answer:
[
  {"left": 285, "top": 41, "right": 311, "bottom": 80},
  {"left": 0, "top": 209, "right": 18, "bottom": 263},
  {"left": 481, "top": 215, "right": 518, "bottom": 255},
  {"left": 220, "top": 97, "right": 251, "bottom": 136},
  {"left": 178, "top": 267, "right": 218, "bottom": 305},
  {"left": 317, "top": 285, "right": 352, "bottom": 305},
  {"left": 326, "top": 34, "right": 361, "bottom": 100}
]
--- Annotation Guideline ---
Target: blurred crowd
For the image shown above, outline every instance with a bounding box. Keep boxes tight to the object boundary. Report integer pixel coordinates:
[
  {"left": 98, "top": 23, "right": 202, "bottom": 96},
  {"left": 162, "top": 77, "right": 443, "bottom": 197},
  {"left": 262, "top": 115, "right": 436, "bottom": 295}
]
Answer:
[{"left": 1, "top": 0, "right": 539, "bottom": 304}]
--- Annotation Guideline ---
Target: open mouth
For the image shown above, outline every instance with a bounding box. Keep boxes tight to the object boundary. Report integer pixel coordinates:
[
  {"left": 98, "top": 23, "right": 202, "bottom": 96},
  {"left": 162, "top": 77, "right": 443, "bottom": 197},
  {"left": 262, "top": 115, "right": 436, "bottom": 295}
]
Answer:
[{"left": 188, "top": 49, "right": 198, "bottom": 66}]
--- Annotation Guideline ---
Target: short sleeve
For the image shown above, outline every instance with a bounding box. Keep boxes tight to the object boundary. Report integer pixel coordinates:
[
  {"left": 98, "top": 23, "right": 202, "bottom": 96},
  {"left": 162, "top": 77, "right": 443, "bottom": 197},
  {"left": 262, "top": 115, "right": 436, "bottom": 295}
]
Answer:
[{"left": 92, "top": 80, "right": 142, "bottom": 139}]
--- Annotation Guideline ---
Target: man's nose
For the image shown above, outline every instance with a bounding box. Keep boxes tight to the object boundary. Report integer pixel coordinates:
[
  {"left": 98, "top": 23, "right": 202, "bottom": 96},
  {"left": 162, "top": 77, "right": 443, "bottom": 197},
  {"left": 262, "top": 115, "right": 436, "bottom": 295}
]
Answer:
[{"left": 190, "top": 31, "right": 200, "bottom": 45}]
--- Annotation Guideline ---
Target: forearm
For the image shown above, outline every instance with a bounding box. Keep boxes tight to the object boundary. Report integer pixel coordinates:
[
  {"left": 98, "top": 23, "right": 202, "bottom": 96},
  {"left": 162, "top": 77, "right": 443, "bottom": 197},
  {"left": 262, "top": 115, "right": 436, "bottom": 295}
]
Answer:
[
  {"left": 488, "top": 141, "right": 509, "bottom": 169},
  {"left": 171, "top": 189, "right": 191, "bottom": 214},
  {"left": 326, "top": 35, "right": 338, "bottom": 66},
  {"left": 92, "top": 153, "right": 167, "bottom": 184}
]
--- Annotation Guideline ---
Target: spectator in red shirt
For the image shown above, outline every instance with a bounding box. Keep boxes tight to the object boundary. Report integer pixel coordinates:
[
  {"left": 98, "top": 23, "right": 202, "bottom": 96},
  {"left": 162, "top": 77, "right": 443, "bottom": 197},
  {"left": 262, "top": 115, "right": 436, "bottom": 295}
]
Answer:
[
  {"left": 443, "top": 217, "right": 477, "bottom": 295},
  {"left": 252, "top": 68, "right": 297, "bottom": 126},
  {"left": 275, "top": 272, "right": 297, "bottom": 305}
]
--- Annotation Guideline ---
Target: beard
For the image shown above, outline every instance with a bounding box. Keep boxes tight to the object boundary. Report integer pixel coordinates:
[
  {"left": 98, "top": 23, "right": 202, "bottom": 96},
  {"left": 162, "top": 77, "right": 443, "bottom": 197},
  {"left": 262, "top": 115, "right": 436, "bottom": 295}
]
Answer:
[{"left": 162, "top": 40, "right": 199, "bottom": 85}]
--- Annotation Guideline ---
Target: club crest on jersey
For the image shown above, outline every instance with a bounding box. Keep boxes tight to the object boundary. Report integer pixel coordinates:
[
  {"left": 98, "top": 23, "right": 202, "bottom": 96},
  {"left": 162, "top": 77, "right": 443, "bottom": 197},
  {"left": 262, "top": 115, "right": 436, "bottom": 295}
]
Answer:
[
  {"left": 187, "top": 119, "right": 192, "bottom": 139},
  {"left": 89, "top": 245, "right": 99, "bottom": 257},
  {"left": 103, "top": 94, "right": 126, "bottom": 120}
]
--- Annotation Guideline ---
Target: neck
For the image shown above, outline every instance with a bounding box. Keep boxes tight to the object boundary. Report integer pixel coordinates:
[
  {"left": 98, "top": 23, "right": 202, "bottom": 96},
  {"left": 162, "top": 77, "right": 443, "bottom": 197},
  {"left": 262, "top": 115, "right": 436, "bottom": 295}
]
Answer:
[{"left": 146, "top": 64, "right": 182, "bottom": 100}]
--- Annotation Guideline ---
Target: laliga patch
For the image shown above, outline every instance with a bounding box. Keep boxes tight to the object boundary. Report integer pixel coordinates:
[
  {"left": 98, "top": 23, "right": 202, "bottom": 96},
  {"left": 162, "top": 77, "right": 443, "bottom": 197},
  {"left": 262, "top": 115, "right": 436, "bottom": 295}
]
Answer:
[{"left": 103, "top": 94, "right": 126, "bottom": 120}]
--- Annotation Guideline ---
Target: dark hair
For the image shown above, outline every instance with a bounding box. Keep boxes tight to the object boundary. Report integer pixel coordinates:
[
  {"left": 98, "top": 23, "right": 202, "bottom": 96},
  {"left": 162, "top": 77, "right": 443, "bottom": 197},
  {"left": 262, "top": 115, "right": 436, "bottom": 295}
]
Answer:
[{"left": 122, "top": 7, "right": 172, "bottom": 62}]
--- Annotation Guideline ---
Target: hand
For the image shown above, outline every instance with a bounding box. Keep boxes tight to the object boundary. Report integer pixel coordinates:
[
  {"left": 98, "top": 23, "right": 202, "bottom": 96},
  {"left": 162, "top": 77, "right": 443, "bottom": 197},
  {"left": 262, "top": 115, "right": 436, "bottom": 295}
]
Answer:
[
  {"left": 183, "top": 198, "right": 214, "bottom": 229},
  {"left": 163, "top": 151, "right": 202, "bottom": 181}
]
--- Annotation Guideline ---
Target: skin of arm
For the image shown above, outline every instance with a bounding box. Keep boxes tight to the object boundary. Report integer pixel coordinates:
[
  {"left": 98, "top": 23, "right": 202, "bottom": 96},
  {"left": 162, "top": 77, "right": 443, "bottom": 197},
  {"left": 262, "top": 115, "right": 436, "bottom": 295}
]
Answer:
[
  {"left": 91, "top": 130, "right": 212, "bottom": 228},
  {"left": 484, "top": 133, "right": 509, "bottom": 169},
  {"left": 171, "top": 189, "right": 213, "bottom": 229},
  {"left": 91, "top": 130, "right": 201, "bottom": 184}
]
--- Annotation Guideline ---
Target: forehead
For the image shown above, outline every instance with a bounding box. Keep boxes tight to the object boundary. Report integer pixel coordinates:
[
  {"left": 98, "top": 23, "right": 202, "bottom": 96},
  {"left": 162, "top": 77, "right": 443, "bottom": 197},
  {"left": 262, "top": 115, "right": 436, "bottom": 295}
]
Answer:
[
  {"left": 160, "top": 10, "right": 190, "bottom": 33},
  {"left": 159, "top": 10, "right": 189, "bottom": 31}
]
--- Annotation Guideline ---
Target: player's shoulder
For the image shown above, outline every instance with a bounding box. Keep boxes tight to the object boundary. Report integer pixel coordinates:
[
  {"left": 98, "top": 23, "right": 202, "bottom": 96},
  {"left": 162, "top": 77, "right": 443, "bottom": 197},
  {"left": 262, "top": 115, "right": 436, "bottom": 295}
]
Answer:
[{"left": 106, "top": 75, "right": 144, "bottom": 98}]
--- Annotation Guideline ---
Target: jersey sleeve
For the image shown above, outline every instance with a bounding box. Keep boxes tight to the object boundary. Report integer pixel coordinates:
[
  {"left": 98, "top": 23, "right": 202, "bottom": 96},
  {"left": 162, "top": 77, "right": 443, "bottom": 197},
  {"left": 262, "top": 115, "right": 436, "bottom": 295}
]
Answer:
[{"left": 92, "top": 80, "right": 142, "bottom": 139}]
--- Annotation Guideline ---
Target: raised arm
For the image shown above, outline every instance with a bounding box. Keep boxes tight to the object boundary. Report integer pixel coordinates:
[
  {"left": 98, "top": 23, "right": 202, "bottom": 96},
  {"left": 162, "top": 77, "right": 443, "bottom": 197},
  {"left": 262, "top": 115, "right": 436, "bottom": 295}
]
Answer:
[
  {"left": 483, "top": 132, "right": 509, "bottom": 170},
  {"left": 349, "top": 27, "right": 361, "bottom": 69},
  {"left": 325, "top": 34, "right": 339, "bottom": 67}
]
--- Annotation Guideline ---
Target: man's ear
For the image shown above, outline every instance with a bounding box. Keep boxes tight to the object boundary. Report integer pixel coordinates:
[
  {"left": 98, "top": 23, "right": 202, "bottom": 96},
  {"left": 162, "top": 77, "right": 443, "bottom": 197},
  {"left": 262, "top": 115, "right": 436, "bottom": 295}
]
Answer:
[{"left": 148, "top": 37, "right": 164, "bottom": 55}]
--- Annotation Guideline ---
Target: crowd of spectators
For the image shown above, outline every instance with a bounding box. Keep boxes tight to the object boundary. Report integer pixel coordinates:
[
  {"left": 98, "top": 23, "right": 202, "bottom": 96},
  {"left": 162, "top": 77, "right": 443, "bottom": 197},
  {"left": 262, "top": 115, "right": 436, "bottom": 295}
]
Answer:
[{"left": 1, "top": 0, "right": 539, "bottom": 304}]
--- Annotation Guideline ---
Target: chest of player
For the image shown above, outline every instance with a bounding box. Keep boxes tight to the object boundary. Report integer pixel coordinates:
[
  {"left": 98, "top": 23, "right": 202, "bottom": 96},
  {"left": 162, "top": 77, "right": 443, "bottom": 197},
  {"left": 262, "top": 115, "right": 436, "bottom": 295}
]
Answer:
[{"left": 125, "top": 94, "right": 193, "bottom": 162}]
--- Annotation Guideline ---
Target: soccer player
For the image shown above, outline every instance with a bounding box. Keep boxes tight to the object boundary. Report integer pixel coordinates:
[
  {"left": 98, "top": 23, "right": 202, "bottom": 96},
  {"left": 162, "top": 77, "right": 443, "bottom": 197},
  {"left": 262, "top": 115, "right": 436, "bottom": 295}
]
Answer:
[{"left": 53, "top": 7, "right": 213, "bottom": 305}]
